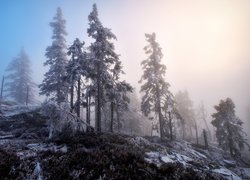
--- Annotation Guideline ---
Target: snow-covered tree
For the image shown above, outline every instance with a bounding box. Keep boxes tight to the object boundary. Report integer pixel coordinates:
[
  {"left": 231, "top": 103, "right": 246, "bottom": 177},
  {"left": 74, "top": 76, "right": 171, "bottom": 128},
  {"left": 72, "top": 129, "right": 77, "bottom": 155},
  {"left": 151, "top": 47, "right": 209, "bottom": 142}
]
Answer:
[
  {"left": 174, "top": 90, "right": 195, "bottom": 140},
  {"left": 87, "top": 4, "right": 123, "bottom": 132},
  {"left": 104, "top": 52, "right": 133, "bottom": 132},
  {"left": 5, "top": 48, "right": 35, "bottom": 104},
  {"left": 108, "top": 81, "right": 133, "bottom": 132},
  {"left": 66, "top": 38, "right": 87, "bottom": 117},
  {"left": 39, "top": 7, "right": 68, "bottom": 104},
  {"left": 161, "top": 91, "right": 175, "bottom": 140},
  {"left": 211, "top": 98, "right": 249, "bottom": 157},
  {"left": 139, "top": 33, "right": 172, "bottom": 138}
]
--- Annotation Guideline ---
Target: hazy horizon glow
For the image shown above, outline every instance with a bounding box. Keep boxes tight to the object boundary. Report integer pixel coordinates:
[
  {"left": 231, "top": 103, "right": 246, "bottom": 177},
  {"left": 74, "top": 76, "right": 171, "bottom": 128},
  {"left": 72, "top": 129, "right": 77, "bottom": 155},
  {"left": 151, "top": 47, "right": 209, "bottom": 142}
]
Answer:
[{"left": 0, "top": 0, "right": 249, "bottom": 128}]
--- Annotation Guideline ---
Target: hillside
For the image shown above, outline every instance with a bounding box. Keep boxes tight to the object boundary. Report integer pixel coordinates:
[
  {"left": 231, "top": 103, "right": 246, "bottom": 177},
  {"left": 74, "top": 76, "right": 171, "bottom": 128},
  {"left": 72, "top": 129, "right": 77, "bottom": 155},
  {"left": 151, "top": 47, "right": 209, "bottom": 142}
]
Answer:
[{"left": 0, "top": 105, "right": 250, "bottom": 179}]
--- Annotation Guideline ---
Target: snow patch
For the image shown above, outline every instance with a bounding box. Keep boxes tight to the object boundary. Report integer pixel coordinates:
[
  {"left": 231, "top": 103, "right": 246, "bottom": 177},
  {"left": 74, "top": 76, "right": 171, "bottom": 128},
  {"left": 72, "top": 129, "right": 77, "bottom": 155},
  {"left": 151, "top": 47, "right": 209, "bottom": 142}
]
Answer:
[
  {"left": 27, "top": 143, "right": 68, "bottom": 153},
  {"left": 17, "top": 151, "right": 37, "bottom": 159},
  {"left": 145, "top": 151, "right": 194, "bottom": 166},
  {"left": 145, "top": 152, "right": 161, "bottom": 166},
  {"left": 212, "top": 167, "right": 242, "bottom": 180},
  {"left": 223, "top": 159, "right": 236, "bottom": 167},
  {"left": 173, "top": 152, "right": 193, "bottom": 166},
  {"left": 0, "top": 134, "right": 14, "bottom": 139},
  {"left": 235, "top": 168, "right": 250, "bottom": 179},
  {"left": 189, "top": 149, "right": 207, "bottom": 159},
  {"left": 161, "top": 156, "right": 174, "bottom": 163},
  {"left": 241, "top": 168, "right": 250, "bottom": 177}
]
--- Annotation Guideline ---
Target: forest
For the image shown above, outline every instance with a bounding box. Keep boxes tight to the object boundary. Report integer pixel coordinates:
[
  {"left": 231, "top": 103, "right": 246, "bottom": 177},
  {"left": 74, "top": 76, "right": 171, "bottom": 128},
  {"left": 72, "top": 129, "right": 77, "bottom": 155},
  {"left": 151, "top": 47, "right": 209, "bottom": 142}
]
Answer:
[{"left": 0, "top": 1, "right": 250, "bottom": 179}]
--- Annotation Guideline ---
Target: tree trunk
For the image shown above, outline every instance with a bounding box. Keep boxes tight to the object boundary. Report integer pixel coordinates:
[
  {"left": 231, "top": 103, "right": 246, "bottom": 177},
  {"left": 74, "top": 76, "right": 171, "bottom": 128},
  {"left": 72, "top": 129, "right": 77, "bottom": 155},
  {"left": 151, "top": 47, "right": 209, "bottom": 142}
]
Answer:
[
  {"left": 76, "top": 79, "right": 81, "bottom": 117},
  {"left": 203, "top": 115, "right": 211, "bottom": 139},
  {"left": 226, "top": 120, "right": 234, "bottom": 156},
  {"left": 89, "top": 95, "right": 91, "bottom": 125},
  {"left": 86, "top": 94, "right": 92, "bottom": 132},
  {"left": 86, "top": 93, "right": 89, "bottom": 132},
  {"left": 96, "top": 64, "right": 101, "bottom": 132},
  {"left": 203, "top": 129, "right": 208, "bottom": 149},
  {"left": 110, "top": 102, "right": 114, "bottom": 132},
  {"left": 182, "top": 123, "right": 185, "bottom": 140},
  {"left": 48, "top": 119, "right": 54, "bottom": 139},
  {"left": 151, "top": 122, "right": 153, "bottom": 137},
  {"left": 195, "top": 120, "right": 199, "bottom": 145},
  {"left": 70, "top": 85, "right": 74, "bottom": 113},
  {"left": 189, "top": 123, "right": 193, "bottom": 140},
  {"left": 117, "top": 109, "right": 120, "bottom": 133},
  {"left": 26, "top": 86, "right": 29, "bottom": 105},
  {"left": 155, "top": 83, "right": 163, "bottom": 138},
  {"left": 168, "top": 112, "right": 173, "bottom": 141}
]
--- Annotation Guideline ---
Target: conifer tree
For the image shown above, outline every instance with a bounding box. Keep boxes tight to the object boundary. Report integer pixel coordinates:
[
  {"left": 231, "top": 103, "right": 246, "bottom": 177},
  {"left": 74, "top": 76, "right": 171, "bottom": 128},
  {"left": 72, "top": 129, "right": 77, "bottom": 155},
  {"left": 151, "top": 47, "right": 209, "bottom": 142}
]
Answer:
[
  {"left": 66, "top": 38, "right": 87, "bottom": 116},
  {"left": 87, "top": 4, "right": 122, "bottom": 132},
  {"left": 162, "top": 90, "right": 175, "bottom": 140},
  {"left": 39, "top": 7, "right": 68, "bottom": 104},
  {"left": 212, "top": 98, "right": 249, "bottom": 157},
  {"left": 108, "top": 81, "right": 133, "bottom": 132},
  {"left": 105, "top": 52, "right": 133, "bottom": 132},
  {"left": 139, "top": 33, "right": 172, "bottom": 138},
  {"left": 5, "top": 48, "right": 35, "bottom": 104}
]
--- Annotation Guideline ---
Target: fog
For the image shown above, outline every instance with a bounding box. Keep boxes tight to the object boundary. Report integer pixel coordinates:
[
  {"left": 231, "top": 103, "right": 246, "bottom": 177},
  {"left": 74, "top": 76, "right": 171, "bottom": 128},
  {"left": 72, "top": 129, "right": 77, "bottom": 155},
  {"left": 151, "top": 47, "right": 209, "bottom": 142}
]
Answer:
[{"left": 0, "top": 0, "right": 249, "bottom": 133}]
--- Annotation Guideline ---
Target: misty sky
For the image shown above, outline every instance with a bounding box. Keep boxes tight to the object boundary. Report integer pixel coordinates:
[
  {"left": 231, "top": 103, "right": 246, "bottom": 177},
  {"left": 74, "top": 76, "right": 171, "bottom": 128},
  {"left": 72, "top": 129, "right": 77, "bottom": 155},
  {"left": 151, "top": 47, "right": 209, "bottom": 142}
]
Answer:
[{"left": 0, "top": 0, "right": 249, "bottom": 125}]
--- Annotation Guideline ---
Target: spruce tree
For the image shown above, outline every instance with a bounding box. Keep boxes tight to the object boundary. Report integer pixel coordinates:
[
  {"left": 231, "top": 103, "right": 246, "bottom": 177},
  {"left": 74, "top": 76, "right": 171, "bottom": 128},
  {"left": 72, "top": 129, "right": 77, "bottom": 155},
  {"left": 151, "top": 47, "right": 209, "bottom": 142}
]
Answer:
[
  {"left": 87, "top": 4, "right": 121, "bottom": 132},
  {"left": 39, "top": 7, "right": 68, "bottom": 104},
  {"left": 161, "top": 90, "right": 175, "bottom": 140},
  {"left": 211, "top": 98, "right": 249, "bottom": 157},
  {"left": 66, "top": 38, "right": 87, "bottom": 116},
  {"left": 139, "top": 33, "right": 172, "bottom": 138},
  {"left": 108, "top": 81, "right": 133, "bottom": 132},
  {"left": 5, "top": 48, "right": 35, "bottom": 104},
  {"left": 105, "top": 52, "right": 133, "bottom": 132}
]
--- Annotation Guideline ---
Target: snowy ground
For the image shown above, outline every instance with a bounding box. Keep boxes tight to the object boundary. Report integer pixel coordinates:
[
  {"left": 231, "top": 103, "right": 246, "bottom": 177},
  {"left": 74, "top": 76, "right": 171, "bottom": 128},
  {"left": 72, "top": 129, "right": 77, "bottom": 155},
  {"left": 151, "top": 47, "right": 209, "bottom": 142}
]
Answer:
[
  {"left": 132, "top": 136, "right": 250, "bottom": 179},
  {"left": 144, "top": 150, "right": 244, "bottom": 179},
  {"left": 0, "top": 105, "right": 250, "bottom": 179}
]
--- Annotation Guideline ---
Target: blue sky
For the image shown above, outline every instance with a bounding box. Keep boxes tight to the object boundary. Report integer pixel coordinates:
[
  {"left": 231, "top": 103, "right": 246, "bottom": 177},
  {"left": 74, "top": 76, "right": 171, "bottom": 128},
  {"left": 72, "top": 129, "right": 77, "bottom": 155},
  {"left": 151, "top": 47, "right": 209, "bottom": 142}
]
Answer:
[
  {"left": 0, "top": 0, "right": 139, "bottom": 82},
  {"left": 0, "top": 0, "right": 249, "bottom": 124},
  {"left": 0, "top": 0, "right": 150, "bottom": 84},
  {"left": 0, "top": 0, "right": 100, "bottom": 82}
]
